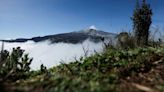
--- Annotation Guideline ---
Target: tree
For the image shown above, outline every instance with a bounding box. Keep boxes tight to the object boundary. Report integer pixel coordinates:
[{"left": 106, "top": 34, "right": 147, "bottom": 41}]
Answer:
[{"left": 132, "top": 0, "right": 153, "bottom": 46}]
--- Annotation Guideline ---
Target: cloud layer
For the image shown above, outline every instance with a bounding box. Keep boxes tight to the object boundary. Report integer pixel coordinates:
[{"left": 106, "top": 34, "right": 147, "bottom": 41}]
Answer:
[{"left": 1, "top": 39, "right": 104, "bottom": 70}]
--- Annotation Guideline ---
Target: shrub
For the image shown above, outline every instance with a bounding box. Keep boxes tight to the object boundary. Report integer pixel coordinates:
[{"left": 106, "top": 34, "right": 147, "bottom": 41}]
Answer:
[
  {"left": 131, "top": 0, "right": 153, "bottom": 46},
  {"left": 0, "top": 46, "right": 33, "bottom": 81},
  {"left": 116, "top": 32, "right": 136, "bottom": 49}
]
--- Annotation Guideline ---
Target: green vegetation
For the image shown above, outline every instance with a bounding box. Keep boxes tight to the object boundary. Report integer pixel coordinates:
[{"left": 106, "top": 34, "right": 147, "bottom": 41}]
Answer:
[
  {"left": 0, "top": 46, "right": 164, "bottom": 92},
  {"left": 0, "top": 0, "right": 163, "bottom": 92},
  {"left": 132, "top": 0, "right": 153, "bottom": 46},
  {"left": 0, "top": 46, "right": 32, "bottom": 81}
]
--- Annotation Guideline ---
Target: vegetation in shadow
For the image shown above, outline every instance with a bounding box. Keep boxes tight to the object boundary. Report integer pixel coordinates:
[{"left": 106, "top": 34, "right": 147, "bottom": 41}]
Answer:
[{"left": 0, "top": 0, "right": 164, "bottom": 92}]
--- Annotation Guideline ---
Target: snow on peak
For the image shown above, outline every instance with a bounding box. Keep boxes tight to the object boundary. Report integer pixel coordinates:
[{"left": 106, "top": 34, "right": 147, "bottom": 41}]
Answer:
[{"left": 89, "top": 25, "right": 97, "bottom": 30}]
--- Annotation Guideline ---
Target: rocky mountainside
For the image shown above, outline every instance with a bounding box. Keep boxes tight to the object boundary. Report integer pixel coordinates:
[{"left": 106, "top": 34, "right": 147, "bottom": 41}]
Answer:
[{"left": 1, "top": 27, "right": 117, "bottom": 44}]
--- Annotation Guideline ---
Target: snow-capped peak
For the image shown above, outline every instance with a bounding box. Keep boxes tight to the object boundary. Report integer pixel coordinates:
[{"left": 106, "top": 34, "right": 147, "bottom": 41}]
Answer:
[{"left": 89, "top": 25, "right": 97, "bottom": 30}]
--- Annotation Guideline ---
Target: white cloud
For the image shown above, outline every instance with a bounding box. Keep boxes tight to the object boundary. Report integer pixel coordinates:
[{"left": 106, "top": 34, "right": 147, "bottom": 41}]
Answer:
[{"left": 1, "top": 39, "right": 103, "bottom": 70}]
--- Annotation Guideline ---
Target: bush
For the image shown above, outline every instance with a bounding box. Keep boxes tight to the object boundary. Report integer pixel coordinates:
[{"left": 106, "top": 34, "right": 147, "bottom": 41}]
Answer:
[
  {"left": 0, "top": 47, "right": 33, "bottom": 81},
  {"left": 131, "top": 0, "right": 153, "bottom": 46},
  {"left": 116, "top": 32, "right": 136, "bottom": 49}
]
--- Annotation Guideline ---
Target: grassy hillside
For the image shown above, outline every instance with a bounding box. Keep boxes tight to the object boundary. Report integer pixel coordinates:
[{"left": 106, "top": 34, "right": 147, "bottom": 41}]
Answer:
[{"left": 1, "top": 46, "right": 164, "bottom": 92}]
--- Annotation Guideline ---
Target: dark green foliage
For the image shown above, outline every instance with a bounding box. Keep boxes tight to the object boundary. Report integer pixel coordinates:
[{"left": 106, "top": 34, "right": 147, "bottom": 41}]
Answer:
[
  {"left": 116, "top": 32, "right": 136, "bottom": 49},
  {"left": 0, "top": 1, "right": 163, "bottom": 91},
  {"left": 1, "top": 44, "right": 162, "bottom": 92},
  {"left": 132, "top": 0, "right": 153, "bottom": 46},
  {"left": 0, "top": 47, "right": 33, "bottom": 81},
  {"left": 0, "top": 46, "right": 163, "bottom": 92},
  {"left": 40, "top": 64, "right": 47, "bottom": 73}
]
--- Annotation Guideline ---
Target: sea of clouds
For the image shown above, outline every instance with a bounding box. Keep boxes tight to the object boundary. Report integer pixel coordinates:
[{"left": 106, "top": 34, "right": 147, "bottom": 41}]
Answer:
[{"left": 0, "top": 39, "right": 104, "bottom": 70}]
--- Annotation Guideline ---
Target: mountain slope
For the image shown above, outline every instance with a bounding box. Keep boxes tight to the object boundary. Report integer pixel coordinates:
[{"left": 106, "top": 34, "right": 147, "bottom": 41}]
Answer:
[
  {"left": 1, "top": 28, "right": 117, "bottom": 44},
  {"left": 2, "top": 47, "right": 164, "bottom": 92}
]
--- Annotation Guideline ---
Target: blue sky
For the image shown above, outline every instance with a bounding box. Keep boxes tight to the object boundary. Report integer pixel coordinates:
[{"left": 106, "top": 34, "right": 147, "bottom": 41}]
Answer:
[{"left": 0, "top": 0, "right": 163, "bottom": 39}]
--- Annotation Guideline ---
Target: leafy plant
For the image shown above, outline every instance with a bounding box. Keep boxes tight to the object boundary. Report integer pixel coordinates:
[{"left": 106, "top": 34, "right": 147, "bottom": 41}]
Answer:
[
  {"left": 132, "top": 0, "right": 153, "bottom": 46},
  {"left": 0, "top": 47, "right": 33, "bottom": 81}
]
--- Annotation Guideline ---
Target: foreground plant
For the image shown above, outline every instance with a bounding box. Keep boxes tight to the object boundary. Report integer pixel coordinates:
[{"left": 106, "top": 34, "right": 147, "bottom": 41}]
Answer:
[
  {"left": 0, "top": 47, "right": 33, "bottom": 81},
  {"left": 132, "top": 0, "right": 153, "bottom": 46},
  {"left": 6, "top": 47, "right": 163, "bottom": 92}
]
